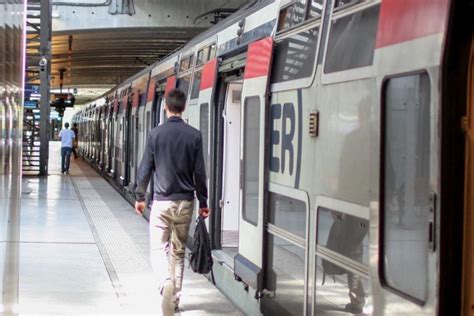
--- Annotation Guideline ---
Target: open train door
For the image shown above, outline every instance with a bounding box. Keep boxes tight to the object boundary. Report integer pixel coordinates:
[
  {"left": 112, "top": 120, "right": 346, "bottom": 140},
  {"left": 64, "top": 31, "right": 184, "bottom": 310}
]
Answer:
[{"left": 234, "top": 37, "right": 273, "bottom": 296}]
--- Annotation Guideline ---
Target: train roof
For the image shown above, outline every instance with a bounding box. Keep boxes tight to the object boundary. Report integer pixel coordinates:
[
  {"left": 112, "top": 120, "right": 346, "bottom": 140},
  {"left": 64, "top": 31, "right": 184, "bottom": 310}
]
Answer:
[{"left": 89, "top": 0, "right": 274, "bottom": 104}]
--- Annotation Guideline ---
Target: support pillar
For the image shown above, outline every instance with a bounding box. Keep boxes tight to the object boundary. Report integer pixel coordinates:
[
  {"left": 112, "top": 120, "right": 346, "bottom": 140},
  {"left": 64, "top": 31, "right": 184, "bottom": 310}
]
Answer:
[{"left": 39, "top": 0, "right": 51, "bottom": 176}]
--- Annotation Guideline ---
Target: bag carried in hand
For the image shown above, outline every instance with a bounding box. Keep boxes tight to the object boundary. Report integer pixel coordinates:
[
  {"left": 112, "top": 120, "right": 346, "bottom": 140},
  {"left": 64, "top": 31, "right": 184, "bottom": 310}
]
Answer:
[{"left": 189, "top": 215, "right": 213, "bottom": 275}]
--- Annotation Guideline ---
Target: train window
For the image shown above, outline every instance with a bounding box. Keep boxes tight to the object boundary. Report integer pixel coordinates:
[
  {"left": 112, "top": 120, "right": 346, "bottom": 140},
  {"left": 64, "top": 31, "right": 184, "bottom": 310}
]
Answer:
[
  {"left": 382, "top": 73, "right": 431, "bottom": 303},
  {"left": 197, "top": 44, "right": 216, "bottom": 66},
  {"left": 278, "top": 4, "right": 293, "bottom": 31},
  {"left": 199, "top": 103, "right": 209, "bottom": 175},
  {"left": 278, "top": 1, "right": 306, "bottom": 31},
  {"left": 317, "top": 207, "right": 369, "bottom": 266},
  {"left": 191, "top": 70, "right": 202, "bottom": 99},
  {"left": 264, "top": 234, "right": 305, "bottom": 316},
  {"left": 179, "top": 55, "right": 194, "bottom": 72},
  {"left": 278, "top": 0, "right": 323, "bottom": 31},
  {"left": 197, "top": 47, "right": 209, "bottom": 66},
  {"left": 324, "top": 4, "right": 380, "bottom": 74},
  {"left": 271, "top": 27, "right": 319, "bottom": 84},
  {"left": 268, "top": 193, "right": 306, "bottom": 239},
  {"left": 242, "top": 96, "right": 260, "bottom": 226},
  {"left": 209, "top": 44, "right": 216, "bottom": 60},
  {"left": 176, "top": 74, "right": 191, "bottom": 96}
]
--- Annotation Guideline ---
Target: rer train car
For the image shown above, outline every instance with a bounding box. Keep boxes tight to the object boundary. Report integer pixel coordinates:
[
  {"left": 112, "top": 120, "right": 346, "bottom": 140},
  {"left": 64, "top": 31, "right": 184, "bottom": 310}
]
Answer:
[{"left": 73, "top": 0, "right": 474, "bottom": 315}]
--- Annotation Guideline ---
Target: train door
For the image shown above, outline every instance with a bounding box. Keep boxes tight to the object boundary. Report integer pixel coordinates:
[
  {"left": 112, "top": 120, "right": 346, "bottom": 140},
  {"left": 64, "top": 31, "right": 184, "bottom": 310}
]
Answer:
[
  {"left": 111, "top": 101, "right": 116, "bottom": 173},
  {"left": 221, "top": 82, "right": 243, "bottom": 256},
  {"left": 190, "top": 56, "right": 217, "bottom": 247},
  {"left": 153, "top": 90, "right": 164, "bottom": 127},
  {"left": 137, "top": 102, "right": 145, "bottom": 164},
  {"left": 123, "top": 96, "right": 131, "bottom": 186},
  {"left": 152, "top": 81, "right": 167, "bottom": 128},
  {"left": 95, "top": 108, "right": 101, "bottom": 161},
  {"left": 104, "top": 107, "right": 109, "bottom": 168},
  {"left": 98, "top": 108, "right": 103, "bottom": 165},
  {"left": 114, "top": 111, "right": 121, "bottom": 180},
  {"left": 234, "top": 37, "right": 273, "bottom": 294},
  {"left": 463, "top": 36, "right": 474, "bottom": 316},
  {"left": 109, "top": 104, "right": 116, "bottom": 175},
  {"left": 129, "top": 107, "right": 137, "bottom": 188}
]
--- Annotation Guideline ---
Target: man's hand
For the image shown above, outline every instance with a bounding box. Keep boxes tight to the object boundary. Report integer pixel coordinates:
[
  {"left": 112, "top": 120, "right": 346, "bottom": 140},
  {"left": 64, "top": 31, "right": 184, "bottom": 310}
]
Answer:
[
  {"left": 199, "top": 207, "right": 211, "bottom": 218},
  {"left": 135, "top": 201, "right": 146, "bottom": 215}
]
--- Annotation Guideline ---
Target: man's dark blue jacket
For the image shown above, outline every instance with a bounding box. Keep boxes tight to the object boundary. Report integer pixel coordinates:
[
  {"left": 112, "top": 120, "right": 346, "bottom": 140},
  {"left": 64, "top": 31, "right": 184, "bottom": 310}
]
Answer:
[{"left": 135, "top": 116, "right": 208, "bottom": 208}]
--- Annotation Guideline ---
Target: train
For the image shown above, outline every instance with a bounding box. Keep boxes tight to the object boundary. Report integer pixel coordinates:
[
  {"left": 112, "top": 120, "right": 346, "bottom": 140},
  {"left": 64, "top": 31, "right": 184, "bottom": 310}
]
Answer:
[{"left": 73, "top": 0, "right": 474, "bottom": 315}]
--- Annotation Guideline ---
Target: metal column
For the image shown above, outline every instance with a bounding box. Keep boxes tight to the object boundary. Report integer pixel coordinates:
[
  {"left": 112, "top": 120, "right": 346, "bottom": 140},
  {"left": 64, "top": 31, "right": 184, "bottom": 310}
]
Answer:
[{"left": 39, "top": 0, "right": 51, "bottom": 176}]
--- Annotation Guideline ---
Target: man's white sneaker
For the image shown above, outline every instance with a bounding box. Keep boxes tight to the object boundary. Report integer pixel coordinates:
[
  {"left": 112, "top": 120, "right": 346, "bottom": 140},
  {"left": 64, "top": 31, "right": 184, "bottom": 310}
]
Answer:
[{"left": 161, "top": 279, "right": 175, "bottom": 316}]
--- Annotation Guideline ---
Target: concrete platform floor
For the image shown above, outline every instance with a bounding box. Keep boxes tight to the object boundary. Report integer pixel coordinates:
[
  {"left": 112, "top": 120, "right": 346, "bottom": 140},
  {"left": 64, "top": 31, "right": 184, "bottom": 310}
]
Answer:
[{"left": 2, "top": 141, "right": 242, "bottom": 315}]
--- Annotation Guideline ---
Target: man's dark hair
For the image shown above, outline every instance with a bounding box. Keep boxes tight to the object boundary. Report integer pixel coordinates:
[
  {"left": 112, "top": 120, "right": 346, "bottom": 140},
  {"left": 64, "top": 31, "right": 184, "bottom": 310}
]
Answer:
[
  {"left": 65, "top": 122, "right": 70, "bottom": 128},
  {"left": 73, "top": 123, "right": 77, "bottom": 127},
  {"left": 166, "top": 88, "right": 187, "bottom": 113}
]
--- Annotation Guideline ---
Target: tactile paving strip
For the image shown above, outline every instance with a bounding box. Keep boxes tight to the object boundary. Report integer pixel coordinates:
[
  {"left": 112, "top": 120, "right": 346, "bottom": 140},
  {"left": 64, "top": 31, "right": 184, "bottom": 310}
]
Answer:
[
  {"left": 73, "top": 177, "right": 150, "bottom": 266},
  {"left": 70, "top": 170, "right": 157, "bottom": 310}
]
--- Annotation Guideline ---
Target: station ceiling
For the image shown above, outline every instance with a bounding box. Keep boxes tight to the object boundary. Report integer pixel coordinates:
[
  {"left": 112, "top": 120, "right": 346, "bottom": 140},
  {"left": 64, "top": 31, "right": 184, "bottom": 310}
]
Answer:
[{"left": 50, "top": 27, "right": 205, "bottom": 105}]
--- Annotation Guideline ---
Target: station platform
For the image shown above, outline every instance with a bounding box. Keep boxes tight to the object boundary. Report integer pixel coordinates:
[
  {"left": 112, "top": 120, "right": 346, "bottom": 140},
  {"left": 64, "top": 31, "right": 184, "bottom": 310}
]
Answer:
[{"left": 2, "top": 141, "right": 242, "bottom": 315}]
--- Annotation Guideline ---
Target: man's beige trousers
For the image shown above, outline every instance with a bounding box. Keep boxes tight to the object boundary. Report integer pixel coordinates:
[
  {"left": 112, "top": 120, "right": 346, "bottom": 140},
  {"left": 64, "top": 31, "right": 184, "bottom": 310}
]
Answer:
[{"left": 149, "top": 200, "right": 194, "bottom": 297}]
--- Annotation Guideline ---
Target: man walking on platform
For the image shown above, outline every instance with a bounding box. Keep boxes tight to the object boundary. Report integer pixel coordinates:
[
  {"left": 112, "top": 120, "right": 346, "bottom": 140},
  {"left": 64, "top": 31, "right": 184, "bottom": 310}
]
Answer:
[
  {"left": 59, "top": 122, "right": 75, "bottom": 174},
  {"left": 134, "top": 88, "right": 210, "bottom": 315}
]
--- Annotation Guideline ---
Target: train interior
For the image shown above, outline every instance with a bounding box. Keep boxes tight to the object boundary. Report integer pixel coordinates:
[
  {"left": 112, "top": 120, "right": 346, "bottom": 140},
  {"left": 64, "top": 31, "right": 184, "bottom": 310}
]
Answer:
[{"left": 221, "top": 81, "right": 243, "bottom": 259}]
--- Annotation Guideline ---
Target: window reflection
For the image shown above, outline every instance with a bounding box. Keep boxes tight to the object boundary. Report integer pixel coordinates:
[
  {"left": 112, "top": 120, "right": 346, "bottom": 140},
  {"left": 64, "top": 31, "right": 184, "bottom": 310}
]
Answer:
[
  {"left": 315, "top": 256, "right": 369, "bottom": 314},
  {"left": 271, "top": 27, "right": 319, "bottom": 83},
  {"left": 325, "top": 5, "right": 380, "bottom": 73},
  {"left": 199, "top": 103, "right": 209, "bottom": 175},
  {"left": 334, "top": 0, "right": 359, "bottom": 8},
  {"left": 317, "top": 207, "right": 369, "bottom": 265},
  {"left": 242, "top": 97, "right": 260, "bottom": 225},
  {"left": 315, "top": 207, "right": 369, "bottom": 314},
  {"left": 278, "top": 0, "right": 307, "bottom": 31},
  {"left": 269, "top": 193, "right": 306, "bottom": 239},
  {"left": 176, "top": 75, "right": 191, "bottom": 96},
  {"left": 191, "top": 70, "right": 202, "bottom": 99},
  {"left": 308, "top": 0, "right": 324, "bottom": 19},
  {"left": 383, "top": 73, "right": 431, "bottom": 302},
  {"left": 264, "top": 234, "right": 305, "bottom": 316}
]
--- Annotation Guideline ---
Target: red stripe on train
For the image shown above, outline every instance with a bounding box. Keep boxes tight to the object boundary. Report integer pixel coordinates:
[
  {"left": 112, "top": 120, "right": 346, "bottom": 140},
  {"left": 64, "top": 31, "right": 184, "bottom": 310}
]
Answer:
[
  {"left": 164, "top": 76, "right": 176, "bottom": 97},
  {"left": 244, "top": 37, "right": 273, "bottom": 80},
  {"left": 147, "top": 80, "right": 156, "bottom": 103},
  {"left": 132, "top": 91, "right": 140, "bottom": 108},
  {"left": 376, "top": 0, "right": 449, "bottom": 48},
  {"left": 200, "top": 59, "right": 218, "bottom": 91},
  {"left": 121, "top": 95, "right": 128, "bottom": 112}
]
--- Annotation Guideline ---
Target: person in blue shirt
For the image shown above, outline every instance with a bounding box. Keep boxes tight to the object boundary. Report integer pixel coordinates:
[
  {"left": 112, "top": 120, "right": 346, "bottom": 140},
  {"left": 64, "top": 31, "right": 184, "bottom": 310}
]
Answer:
[{"left": 59, "top": 122, "right": 75, "bottom": 174}]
